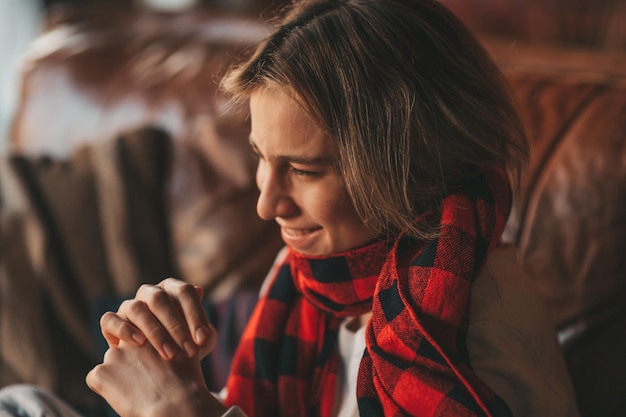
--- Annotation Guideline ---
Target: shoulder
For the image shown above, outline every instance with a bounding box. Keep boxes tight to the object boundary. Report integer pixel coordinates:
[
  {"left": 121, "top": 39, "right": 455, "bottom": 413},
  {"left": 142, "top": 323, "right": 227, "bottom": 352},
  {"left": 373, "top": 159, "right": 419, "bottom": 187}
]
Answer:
[{"left": 468, "top": 245, "right": 580, "bottom": 417}]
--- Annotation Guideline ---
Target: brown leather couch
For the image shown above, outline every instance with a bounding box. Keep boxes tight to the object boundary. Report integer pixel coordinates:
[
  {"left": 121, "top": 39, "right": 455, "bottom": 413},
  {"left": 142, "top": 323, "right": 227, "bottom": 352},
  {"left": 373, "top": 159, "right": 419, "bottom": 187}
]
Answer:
[
  {"left": 1, "top": 5, "right": 283, "bottom": 416},
  {"left": 442, "top": 1, "right": 626, "bottom": 416},
  {"left": 2, "top": 2, "right": 625, "bottom": 416},
  {"left": 491, "top": 40, "right": 626, "bottom": 417}
]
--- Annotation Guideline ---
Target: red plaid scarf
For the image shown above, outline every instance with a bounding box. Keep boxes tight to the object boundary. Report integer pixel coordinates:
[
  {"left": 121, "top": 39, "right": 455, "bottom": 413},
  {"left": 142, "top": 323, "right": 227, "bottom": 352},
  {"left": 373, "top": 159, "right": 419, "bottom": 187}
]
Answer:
[{"left": 224, "top": 169, "right": 512, "bottom": 417}]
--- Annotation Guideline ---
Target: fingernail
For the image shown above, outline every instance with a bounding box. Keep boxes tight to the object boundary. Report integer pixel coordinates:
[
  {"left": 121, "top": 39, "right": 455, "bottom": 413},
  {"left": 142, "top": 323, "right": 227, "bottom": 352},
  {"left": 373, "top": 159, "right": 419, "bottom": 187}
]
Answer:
[
  {"left": 195, "top": 327, "right": 210, "bottom": 345},
  {"left": 131, "top": 332, "right": 146, "bottom": 345},
  {"left": 163, "top": 343, "right": 177, "bottom": 359},
  {"left": 184, "top": 341, "right": 197, "bottom": 358}
]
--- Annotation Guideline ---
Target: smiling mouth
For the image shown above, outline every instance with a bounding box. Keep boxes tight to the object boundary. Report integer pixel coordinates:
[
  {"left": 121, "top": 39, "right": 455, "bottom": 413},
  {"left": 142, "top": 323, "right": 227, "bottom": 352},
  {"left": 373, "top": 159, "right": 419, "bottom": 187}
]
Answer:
[{"left": 282, "top": 227, "right": 322, "bottom": 237}]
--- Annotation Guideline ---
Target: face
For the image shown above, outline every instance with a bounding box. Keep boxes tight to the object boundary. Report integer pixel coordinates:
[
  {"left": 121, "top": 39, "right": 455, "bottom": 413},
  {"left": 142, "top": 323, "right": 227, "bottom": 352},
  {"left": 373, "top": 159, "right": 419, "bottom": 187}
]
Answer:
[{"left": 249, "top": 88, "right": 376, "bottom": 256}]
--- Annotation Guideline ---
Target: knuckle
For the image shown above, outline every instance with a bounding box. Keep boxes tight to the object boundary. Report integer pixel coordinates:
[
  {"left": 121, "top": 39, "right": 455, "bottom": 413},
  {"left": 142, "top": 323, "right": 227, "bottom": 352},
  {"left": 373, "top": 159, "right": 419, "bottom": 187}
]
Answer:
[
  {"left": 136, "top": 283, "right": 156, "bottom": 297},
  {"left": 117, "top": 299, "right": 134, "bottom": 315},
  {"left": 86, "top": 367, "right": 102, "bottom": 393},
  {"left": 145, "top": 289, "right": 169, "bottom": 308},
  {"left": 174, "top": 283, "right": 196, "bottom": 299},
  {"left": 99, "top": 311, "right": 116, "bottom": 327},
  {"left": 162, "top": 277, "right": 192, "bottom": 293},
  {"left": 126, "top": 300, "right": 148, "bottom": 317},
  {"left": 168, "top": 320, "right": 188, "bottom": 336},
  {"left": 115, "top": 321, "right": 134, "bottom": 339},
  {"left": 146, "top": 324, "right": 167, "bottom": 339},
  {"left": 161, "top": 277, "right": 179, "bottom": 286}
]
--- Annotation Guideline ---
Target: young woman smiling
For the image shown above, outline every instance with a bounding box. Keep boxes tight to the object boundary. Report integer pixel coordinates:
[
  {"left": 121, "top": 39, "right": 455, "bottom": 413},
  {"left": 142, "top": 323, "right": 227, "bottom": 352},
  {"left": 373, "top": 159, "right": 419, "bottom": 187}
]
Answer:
[
  {"left": 250, "top": 88, "right": 377, "bottom": 256},
  {"left": 0, "top": 1, "right": 580, "bottom": 417}
]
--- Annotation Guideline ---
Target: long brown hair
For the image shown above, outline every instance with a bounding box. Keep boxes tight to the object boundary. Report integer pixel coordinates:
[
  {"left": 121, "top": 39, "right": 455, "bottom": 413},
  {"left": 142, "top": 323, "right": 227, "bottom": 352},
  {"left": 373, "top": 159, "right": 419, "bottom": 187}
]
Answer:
[{"left": 222, "top": 0, "right": 528, "bottom": 240}]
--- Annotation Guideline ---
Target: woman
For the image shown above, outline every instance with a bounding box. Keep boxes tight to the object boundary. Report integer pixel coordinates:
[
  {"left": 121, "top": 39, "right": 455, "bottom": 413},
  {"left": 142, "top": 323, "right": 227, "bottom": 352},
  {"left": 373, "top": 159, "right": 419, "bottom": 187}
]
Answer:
[{"left": 0, "top": 0, "right": 579, "bottom": 416}]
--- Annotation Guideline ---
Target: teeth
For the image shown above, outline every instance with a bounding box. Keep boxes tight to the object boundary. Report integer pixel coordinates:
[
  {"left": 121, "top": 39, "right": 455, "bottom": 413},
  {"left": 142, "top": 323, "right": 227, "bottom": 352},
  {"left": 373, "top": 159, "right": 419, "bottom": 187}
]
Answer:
[{"left": 284, "top": 227, "right": 317, "bottom": 237}]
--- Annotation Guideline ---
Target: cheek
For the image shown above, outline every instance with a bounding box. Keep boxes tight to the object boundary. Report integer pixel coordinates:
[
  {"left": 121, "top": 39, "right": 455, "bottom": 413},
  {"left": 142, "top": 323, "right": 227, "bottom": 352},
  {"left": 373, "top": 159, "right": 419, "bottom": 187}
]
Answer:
[
  {"left": 320, "top": 189, "right": 362, "bottom": 228},
  {"left": 333, "top": 193, "right": 374, "bottom": 235},
  {"left": 294, "top": 186, "right": 335, "bottom": 225}
]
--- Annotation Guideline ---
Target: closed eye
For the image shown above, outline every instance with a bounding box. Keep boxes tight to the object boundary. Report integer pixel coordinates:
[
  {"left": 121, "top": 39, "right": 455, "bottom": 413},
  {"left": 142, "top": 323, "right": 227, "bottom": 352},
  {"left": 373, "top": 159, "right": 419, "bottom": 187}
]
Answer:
[{"left": 290, "top": 167, "right": 320, "bottom": 177}]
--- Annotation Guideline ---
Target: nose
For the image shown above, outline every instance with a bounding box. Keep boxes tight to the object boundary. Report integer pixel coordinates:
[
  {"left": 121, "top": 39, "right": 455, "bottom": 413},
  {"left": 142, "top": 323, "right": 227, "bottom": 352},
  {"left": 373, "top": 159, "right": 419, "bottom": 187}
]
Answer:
[{"left": 256, "top": 162, "right": 297, "bottom": 221}]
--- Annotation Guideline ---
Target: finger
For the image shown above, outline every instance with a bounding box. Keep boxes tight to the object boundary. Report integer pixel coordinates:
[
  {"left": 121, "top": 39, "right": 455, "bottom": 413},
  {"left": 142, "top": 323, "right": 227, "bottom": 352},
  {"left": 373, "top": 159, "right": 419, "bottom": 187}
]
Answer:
[
  {"left": 86, "top": 348, "right": 119, "bottom": 397},
  {"left": 195, "top": 285, "right": 204, "bottom": 299},
  {"left": 136, "top": 283, "right": 198, "bottom": 358},
  {"left": 86, "top": 364, "right": 103, "bottom": 396},
  {"left": 192, "top": 285, "right": 216, "bottom": 354},
  {"left": 159, "top": 278, "right": 213, "bottom": 348},
  {"left": 118, "top": 297, "right": 183, "bottom": 360},
  {"left": 195, "top": 321, "right": 218, "bottom": 359},
  {"left": 100, "top": 311, "right": 147, "bottom": 348}
]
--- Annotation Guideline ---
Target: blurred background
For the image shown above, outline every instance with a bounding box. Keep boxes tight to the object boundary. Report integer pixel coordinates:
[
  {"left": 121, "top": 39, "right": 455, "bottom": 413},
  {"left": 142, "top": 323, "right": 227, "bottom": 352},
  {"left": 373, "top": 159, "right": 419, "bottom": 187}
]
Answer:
[
  {"left": 1, "top": 1, "right": 625, "bottom": 417},
  {"left": 0, "top": 0, "right": 285, "bottom": 151},
  {"left": 1, "top": 0, "right": 41, "bottom": 150}
]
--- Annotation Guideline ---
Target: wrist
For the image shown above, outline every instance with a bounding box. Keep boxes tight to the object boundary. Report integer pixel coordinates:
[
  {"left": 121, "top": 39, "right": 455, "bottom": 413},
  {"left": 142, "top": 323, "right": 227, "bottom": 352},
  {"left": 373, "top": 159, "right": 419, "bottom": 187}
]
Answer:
[{"left": 152, "top": 383, "right": 227, "bottom": 417}]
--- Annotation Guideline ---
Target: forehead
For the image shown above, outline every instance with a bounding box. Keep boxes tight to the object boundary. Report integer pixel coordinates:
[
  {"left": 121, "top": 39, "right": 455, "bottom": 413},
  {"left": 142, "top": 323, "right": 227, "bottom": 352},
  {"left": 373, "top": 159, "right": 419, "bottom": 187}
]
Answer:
[{"left": 249, "top": 88, "right": 336, "bottom": 158}]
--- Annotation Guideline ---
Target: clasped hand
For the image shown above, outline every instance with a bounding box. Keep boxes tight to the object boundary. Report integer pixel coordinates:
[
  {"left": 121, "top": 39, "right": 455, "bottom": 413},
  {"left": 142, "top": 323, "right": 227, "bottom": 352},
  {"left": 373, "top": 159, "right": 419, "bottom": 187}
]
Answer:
[{"left": 86, "top": 278, "right": 226, "bottom": 417}]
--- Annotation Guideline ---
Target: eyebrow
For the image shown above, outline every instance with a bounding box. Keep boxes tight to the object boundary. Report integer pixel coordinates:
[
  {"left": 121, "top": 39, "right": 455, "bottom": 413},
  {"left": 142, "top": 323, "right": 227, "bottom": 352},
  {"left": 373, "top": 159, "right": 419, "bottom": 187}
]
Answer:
[{"left": 249, "top": 137, "right": 335, "bottom": 166}]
